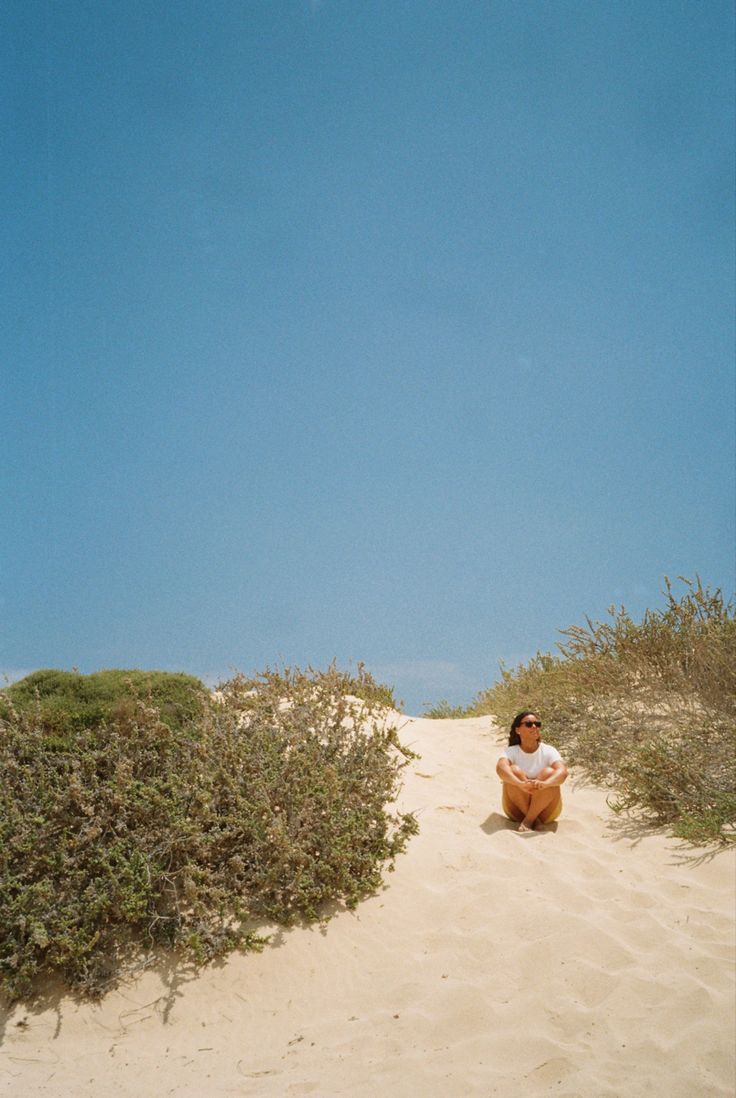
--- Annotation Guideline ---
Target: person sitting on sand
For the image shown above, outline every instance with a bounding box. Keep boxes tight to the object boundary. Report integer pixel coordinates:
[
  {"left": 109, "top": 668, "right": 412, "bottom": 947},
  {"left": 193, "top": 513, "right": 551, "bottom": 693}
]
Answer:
[{"left": 496, "top": 711, "right": 568, "bottom": 832}]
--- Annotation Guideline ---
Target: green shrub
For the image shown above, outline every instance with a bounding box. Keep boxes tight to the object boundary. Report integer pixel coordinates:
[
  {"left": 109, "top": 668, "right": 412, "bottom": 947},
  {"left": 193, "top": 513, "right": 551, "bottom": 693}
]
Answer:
[
  {"left": 0, "top": 665, "right": 417, "bottom": 1002},
  {"left": 0, "top": 669, "right": 208, "bottom": 736},
  {"left": 470, "top": 578, "right": 736, "bottom": 844}
]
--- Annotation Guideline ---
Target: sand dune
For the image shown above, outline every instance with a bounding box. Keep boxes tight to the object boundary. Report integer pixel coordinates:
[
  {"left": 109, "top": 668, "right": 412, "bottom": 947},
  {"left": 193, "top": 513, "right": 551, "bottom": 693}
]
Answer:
[{"left": 2, "top": 714, "right": 734, "bottom": 1097}]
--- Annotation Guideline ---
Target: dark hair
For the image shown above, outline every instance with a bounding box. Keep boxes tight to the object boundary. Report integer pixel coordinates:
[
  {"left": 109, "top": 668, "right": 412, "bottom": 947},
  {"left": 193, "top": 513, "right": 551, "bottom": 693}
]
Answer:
[{"left": 508, "top": 710, "right": 539, "bottom": 746}]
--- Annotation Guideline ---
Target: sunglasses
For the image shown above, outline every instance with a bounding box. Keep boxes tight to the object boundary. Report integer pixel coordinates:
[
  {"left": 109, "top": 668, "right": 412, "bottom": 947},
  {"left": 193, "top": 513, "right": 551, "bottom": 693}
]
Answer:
[{"left": 520, "top": 720, "right": 542, "bottom": 728}]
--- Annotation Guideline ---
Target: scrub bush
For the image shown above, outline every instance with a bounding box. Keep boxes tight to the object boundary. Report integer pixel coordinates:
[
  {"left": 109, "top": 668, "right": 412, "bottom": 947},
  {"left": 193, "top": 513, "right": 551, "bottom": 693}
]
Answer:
[
  {"left": 0, "top": 669, "right": 208, "bottom": 736},
  {"left": 470, "top": 578, "right": 736, "bottom": 844},
  {"left": 226, "top": 660, "right": 398, "bottom": 711},
  {"left": 0, "top": 665, "right": 416, "bottom": 1002},
  {"left": 422, "top": 700, "right": 470, "bottom": 719}
]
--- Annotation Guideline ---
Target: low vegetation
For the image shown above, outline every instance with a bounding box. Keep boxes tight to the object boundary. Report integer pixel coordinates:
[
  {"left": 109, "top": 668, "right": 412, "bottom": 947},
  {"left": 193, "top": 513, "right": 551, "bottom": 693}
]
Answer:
[
  {"left": 421, "top": 700, "right": 470, "bottom": 719},
  {"left": 0, "top": 663, "right": 416, "bottom": 1003},
  {"left": 0, "top": 668, "right": 208, "bottom": 736},
  {"left": 463, "top": 578, "right": 736, "bottom": 844}
]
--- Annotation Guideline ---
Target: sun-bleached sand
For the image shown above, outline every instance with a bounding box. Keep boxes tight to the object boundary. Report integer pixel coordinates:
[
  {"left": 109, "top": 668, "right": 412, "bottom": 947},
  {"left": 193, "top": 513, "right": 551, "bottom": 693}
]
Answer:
[{"left": 2, "top": 714, "right": 734, "bottom": 1097}]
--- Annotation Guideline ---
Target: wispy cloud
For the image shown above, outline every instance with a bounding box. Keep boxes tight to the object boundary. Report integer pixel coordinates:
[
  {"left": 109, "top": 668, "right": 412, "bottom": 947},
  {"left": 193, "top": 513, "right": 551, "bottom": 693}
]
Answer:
[
  {"left": 369, "top": 659, "right": 475, "bottom": 690},
  {"left": 366, "top": 659, "right": 479, "bottom": 715}
]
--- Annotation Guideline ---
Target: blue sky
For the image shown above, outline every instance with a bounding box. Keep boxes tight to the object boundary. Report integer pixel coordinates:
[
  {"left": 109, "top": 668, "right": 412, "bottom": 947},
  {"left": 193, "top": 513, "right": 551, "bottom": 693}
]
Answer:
[{"left": 2, "top": 1, "right": 734, "bottom": 712}]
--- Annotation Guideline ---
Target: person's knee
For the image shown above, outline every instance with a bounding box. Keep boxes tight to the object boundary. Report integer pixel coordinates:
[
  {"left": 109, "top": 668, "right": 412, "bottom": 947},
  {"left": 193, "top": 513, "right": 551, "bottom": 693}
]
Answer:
[
  {"left": 537, "top": 766, "right": 556, "bottom": 781},
  {"left": 539, "top": 792, "right": 562, "bottom": 822},
  {"left": 509, "top": 764, "right": 528, "bottom": 780}
]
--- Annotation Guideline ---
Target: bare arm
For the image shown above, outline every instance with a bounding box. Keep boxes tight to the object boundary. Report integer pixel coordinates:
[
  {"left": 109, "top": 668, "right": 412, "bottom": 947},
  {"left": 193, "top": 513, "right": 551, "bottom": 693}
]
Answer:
[
  {"left": 496, "top": 757, "right": 532, "bottom": 788},
  {"left": 534, "top": 761, "right": 568, "bottom": 788},
  {"left": 497, "top": 757, "right": 568, "bottom": 790}
]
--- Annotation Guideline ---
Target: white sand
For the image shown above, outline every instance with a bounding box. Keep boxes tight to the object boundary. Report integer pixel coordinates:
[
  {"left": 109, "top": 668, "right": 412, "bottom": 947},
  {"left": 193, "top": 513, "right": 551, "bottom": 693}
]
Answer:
[{"left": 2, "top": 714, "right": 734, "bottom": 1097}]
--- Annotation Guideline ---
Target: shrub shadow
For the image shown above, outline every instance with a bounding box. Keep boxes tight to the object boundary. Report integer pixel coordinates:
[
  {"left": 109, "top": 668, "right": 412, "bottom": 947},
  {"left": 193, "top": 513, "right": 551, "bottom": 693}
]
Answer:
[
  {"left": 0, "top": 897, "right": 381, "bottom": 1044},
  {"left": 0, "top": 924, "right": 287, "bottom": 1045},
  {"left": 603, "top": 811, "right": 729, "bottom": 866}
]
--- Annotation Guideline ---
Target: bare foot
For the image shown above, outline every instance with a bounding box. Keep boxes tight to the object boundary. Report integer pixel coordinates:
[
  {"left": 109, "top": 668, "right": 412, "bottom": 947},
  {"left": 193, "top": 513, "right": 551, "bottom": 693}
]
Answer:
[{"left": 518, "top": 822, "right": 533, "bottom": 833}]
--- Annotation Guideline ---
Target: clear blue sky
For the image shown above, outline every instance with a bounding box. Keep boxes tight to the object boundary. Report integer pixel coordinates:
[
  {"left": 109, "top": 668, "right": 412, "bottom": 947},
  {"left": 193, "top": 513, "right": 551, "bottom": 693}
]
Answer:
[{"left": 2, "top": 1, "right": 734, "bottom": 713}]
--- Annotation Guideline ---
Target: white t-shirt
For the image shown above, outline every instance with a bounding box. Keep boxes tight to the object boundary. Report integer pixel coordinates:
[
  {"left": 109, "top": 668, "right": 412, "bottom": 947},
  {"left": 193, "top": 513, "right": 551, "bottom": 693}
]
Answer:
[{"left": 503, "top": 743, "right": 562, "bottom": 778}]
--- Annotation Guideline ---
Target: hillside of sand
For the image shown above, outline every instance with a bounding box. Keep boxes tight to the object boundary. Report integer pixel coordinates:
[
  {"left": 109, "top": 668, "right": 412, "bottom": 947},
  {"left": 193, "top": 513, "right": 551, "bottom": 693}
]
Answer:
[{"left": 1, "top": 714, "right": 734, "bottom": 1097}]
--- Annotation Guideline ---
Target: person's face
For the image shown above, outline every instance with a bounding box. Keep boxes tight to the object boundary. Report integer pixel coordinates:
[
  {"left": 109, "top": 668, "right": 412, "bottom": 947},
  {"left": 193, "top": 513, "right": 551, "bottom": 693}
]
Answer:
[{"left": 517, "top": 714, "right": 541, "bottom": 751}]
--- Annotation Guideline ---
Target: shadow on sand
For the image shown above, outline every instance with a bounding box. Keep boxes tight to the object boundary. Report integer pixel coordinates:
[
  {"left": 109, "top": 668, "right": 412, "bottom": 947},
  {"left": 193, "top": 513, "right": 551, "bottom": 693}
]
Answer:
[
  {"left": 603, "top": 811, "right": 730, "bottom": 867},
  {"left": 0, "top": 887, "right": 371, "bottom": 1046},
  {"left": 0, "top": 917, "right": 307, "bottom": 1047},
  {"left": 479, "top": 812, "right": 559, "bottom": 835}
]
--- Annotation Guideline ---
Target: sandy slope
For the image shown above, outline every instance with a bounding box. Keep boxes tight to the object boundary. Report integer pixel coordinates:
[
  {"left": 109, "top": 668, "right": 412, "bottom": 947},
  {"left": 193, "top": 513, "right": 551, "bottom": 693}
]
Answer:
[{"left": 1, "top": 714, "right": 734, "bottom": 1098}]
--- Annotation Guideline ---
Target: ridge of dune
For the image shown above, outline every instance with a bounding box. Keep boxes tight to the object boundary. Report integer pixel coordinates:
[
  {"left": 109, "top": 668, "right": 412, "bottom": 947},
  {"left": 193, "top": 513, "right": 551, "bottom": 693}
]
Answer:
[{"left": 2, "top": 714, "right": 734, "bottom": 1098}]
